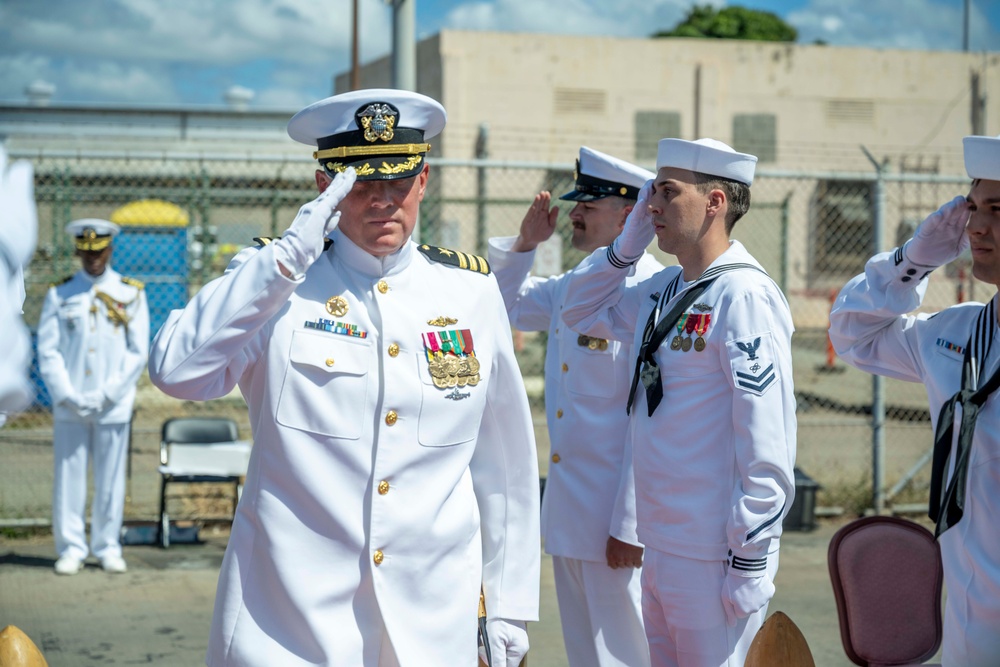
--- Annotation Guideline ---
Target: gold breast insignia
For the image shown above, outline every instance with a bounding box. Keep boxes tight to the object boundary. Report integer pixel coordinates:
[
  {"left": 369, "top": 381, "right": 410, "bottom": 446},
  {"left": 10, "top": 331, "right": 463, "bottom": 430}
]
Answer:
[
  {"left": 427, "top": 316, "right": 458, "bottom": 327},
  {"left": 326, "top": 295, "right": 349, "bottom": 318}
]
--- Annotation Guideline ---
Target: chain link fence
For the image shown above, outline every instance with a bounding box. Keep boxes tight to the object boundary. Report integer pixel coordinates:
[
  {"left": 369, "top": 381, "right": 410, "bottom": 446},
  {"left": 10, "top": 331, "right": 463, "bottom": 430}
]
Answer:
[{"left": 0, "top": 150, "right": 975, "bottom": 526}]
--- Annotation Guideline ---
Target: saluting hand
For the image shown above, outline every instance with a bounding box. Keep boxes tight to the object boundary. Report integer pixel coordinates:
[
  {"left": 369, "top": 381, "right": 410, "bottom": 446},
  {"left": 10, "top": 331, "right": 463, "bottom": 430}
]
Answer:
[
  {"left": 274, "top": 167, "right": 357, "bottom": 277},
  {"left": 610, "top": 179, "right": 656, "bottom": 264},
  {"left": 606, "top": 536, "right": 643, "bottom": 569},
  {"left": 903, "top": 195, "right": 970, "bottom": 268},
  {"left": 511, "top": 191, "right": 559, "bottom": 253}
]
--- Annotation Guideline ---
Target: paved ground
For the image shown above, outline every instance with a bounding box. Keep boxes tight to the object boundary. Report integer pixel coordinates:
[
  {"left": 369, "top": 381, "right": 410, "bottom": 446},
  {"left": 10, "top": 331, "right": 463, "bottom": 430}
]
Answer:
[{"left": 0, "top": 517, "right": 943, "bottom": 666}]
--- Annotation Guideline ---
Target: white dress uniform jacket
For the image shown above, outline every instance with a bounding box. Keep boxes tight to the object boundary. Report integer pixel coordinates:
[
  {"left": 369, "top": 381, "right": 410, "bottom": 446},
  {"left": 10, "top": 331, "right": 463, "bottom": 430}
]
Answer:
[
  {"left": 830, "top": 248, "right": 1000, "bottom": 666},
  {"left": 37, "top": 267, "right": 149, "bottom": 424},
  {"left": 562, "top": 241, "right": 796, "bottom": 564},
  {"left": 149, "top": 229, "right": 540, "bottom": 667},
  {"left": 489, "top": 236, "right": 662, "bottom": 560}
]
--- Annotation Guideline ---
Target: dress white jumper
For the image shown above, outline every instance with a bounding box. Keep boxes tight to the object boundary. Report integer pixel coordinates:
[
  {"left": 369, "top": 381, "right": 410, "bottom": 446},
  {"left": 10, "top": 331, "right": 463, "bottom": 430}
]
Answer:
[
  {"left": 490, "top": 236, "right": 661, "bottom": 667},
  {"left": 830, "top": 248, "right": 1000, "bottom": 667}
]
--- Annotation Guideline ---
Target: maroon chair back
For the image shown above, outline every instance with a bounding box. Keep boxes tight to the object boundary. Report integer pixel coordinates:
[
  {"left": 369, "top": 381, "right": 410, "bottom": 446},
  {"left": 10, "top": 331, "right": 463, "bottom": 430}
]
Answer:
[{"left": 828, "top": 516, "right": 943, "bottom": 666}]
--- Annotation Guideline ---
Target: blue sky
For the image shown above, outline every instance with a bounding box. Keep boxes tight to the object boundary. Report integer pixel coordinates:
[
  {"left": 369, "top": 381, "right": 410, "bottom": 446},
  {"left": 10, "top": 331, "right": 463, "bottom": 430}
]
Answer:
[{"left": 0, "top": 0, "right": 997, "bottom": 109}]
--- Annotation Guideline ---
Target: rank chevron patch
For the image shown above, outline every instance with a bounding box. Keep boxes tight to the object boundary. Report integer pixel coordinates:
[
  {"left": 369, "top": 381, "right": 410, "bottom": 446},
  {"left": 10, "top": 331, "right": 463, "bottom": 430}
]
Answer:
[
  {"left": 728, "top": 332, "right": 778, "bottom": 396},
  {"left": 736, "top": 364, "right": 775, "bottom": 393}
]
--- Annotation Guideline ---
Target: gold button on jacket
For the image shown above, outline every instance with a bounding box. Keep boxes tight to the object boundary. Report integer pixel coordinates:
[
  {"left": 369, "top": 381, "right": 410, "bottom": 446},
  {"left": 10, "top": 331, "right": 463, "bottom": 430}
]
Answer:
[
  {"left": 325, "top": 358, "right": 335, "bottom": 367},
  {"left": 385, "top": 410, "right": 398, "bottom": 426},
  {"left": 551, "top": 453, "right": 561, "bottom": 463},
  {"left": 388, "top": 343, "right": 400, "bottom": 357},
  {"left": 377, "top": 280, "right": 389, "bottom": 294},
  {"left": 373, "top": 550, "right": 384, "bottom": 565},
  {"left": 378, "top": 480, "right": 390, "bottom": 495}
]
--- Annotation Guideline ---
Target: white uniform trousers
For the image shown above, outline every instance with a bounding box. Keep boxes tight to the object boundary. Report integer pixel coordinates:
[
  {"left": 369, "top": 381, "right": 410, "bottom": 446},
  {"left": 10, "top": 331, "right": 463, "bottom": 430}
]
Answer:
[
  {"left": 52, "top": 420, "right": 129, "bottom": 561},
  {"left": 553, "top": 555, "right": 649, "bottom": 667},
  {"left": 640, "top": 549, "right": 778, "bottom": 667}
]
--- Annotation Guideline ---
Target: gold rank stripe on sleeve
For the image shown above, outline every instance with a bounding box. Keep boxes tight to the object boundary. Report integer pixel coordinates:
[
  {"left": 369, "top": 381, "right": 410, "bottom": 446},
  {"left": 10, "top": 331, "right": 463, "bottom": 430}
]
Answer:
[{"left": 417, "top": 244, "right": 491, "bottom": 275}]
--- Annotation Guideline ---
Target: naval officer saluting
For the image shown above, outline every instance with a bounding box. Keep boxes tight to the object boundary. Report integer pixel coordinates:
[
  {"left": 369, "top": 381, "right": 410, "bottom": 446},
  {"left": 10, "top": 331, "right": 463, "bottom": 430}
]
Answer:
[{"left": 149, "top": 89, "right": 540, "bottom": 667}]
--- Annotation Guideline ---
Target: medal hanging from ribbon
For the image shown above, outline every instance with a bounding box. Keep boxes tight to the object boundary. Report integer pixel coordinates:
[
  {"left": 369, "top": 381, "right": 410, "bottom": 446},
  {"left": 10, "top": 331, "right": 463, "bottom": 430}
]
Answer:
[
  {"left": 670, "top": 314, "right": 689, "bottom": 351},
  {"left": 682, "top": 314, "right": 698, "bottom": 351},
  {"left": 694, "top": 314, "right": 711, "bottom": 352},
  {"left": 422, "top": 329, "right": 481, "bottom": 389}
]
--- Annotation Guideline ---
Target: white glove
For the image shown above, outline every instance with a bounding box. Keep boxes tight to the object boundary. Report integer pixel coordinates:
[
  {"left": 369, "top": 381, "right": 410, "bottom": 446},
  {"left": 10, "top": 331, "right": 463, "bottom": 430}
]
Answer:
[
  {"left": 903, "top": 195, "right": 970, "bottom": 268},
  {"left": 721, "top": 569, "right": 774, "bottom": 627},
  {"left": 479, "top": 618, "right": 528, "bottom": 667},
  {"left": 61, "top": 392, "right": 98, "bottom": 417},
  {"left": 273, "top": 168, "right": 357, "bottom": 276},
  {"left": 0, "top": 146, "right": 37, "bottom": 273},
  {"left": 81, "top": 390, "right": 108, "bottom": 412},
  {"left": 609, "top": 178, "right": 656, "bottom": 265}
]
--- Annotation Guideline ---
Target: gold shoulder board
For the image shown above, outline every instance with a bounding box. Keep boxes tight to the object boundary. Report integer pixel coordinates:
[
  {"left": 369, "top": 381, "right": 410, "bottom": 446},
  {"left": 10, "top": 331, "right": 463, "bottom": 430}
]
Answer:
[
  {"left": 417, "top": 245, "right": 491, "bottom": 275},
  {"left": 121, "top": 276, "right": 145, "bottom": 290}
]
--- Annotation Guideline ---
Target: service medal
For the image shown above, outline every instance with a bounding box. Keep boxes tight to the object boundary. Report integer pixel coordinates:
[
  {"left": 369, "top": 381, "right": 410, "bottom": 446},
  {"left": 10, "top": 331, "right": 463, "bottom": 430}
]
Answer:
[
  {"left": 671, "top": 336, "right": 682, "bottom": 351},
  {"left": 693, "top": 314, "right": 711, "bottom": 352},
  {"left": 681, "top": 336, "right": 692, "bottom": 352}
]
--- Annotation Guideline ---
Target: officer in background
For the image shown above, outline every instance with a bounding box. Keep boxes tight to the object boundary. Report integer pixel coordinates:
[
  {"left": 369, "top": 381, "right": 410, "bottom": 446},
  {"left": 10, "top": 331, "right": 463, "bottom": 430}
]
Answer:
[
  {"left": 37, "top": 219, "right": 149, "bottom": 575},
  {"left": 488, "top": 146, "right": 660, "bottom": 667},
  {"left": 830, "top": 134, "right": 1000, "bottom": 666},
  {"left": 561, "top": 138, "right": 797, "bottom": 666},
  {"left": 148, "top": 89, "right": 540, "bottom": 667},
  {"left": 0, "top": 144, "right": 37, "bottom": 422}
]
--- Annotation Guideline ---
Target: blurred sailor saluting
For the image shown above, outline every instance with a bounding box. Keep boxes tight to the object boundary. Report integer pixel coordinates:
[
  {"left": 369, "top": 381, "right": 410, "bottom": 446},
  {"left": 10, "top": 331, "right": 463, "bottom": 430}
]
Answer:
[
  {"left": 148, "top": 89, "right": 540, "bottom": 667},
  {"left": 37, "top": 218, "right": 150, "bottom": 576}
]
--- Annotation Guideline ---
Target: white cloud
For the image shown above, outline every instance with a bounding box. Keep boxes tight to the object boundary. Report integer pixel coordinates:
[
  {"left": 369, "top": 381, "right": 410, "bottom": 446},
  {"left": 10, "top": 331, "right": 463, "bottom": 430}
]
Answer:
[
  {"left": 439, "top": 0, "right": 697, "bottom": 38},
  {"left": 0, "top": 0, "right": 995, "bottom": 106},
  {"left": 787, "top": 0, "right": 995, "bottom": 50},
  {"left": 0, "top": 0, "right": 398, "bottom": 104}
]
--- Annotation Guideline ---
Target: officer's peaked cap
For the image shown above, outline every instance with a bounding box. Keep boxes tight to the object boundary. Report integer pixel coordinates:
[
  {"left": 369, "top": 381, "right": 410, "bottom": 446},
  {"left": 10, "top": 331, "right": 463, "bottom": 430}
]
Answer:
[
  {"left": 964, "top": 134, "right": 1000, "bottom": 181},
  {"left": 288, "top": 89, "right": 446, "bottom": 182},
  {"left": 656, "top": 138, "right": 757, "bottom": 186},
  {"left": 65, "top": 218, "right": 120, "bottom": 252},
  {"left": 559, "top": 146, "right": 654, "bottom": 202}
]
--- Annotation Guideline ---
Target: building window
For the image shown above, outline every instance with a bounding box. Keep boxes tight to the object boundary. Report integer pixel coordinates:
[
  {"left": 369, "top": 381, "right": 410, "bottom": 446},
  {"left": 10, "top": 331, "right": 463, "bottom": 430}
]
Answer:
[
  {"left": 635, "top": 111, "right": 681, "bottom": 163},
  {"left": 810, "top": 179, "right": 872, "bottom": 283},
  {"left": 732, "top": 114, "right": 776, "bottom": 163}
]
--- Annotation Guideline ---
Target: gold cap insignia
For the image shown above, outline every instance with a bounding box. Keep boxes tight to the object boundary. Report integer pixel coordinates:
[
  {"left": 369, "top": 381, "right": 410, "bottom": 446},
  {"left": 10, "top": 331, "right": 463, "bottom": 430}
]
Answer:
[{"left": 358, "top": 103, "right": 397, "bottom": 143}]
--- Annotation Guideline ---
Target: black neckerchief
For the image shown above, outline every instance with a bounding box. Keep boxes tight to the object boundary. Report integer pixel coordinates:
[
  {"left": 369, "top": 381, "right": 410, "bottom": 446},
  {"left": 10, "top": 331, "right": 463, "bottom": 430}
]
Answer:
[
  {"left": 930, "top": 296, "right": 999, "bottom": 538},
  {"left": 626, "top": 262, "right": 767, "bottom": 417}
]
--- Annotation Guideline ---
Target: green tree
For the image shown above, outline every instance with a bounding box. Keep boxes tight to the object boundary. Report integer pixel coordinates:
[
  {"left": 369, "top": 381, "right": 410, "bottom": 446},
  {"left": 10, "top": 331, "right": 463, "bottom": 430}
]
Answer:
[{"left": 654, "top": 5, "right": 797, "bottom": 42}]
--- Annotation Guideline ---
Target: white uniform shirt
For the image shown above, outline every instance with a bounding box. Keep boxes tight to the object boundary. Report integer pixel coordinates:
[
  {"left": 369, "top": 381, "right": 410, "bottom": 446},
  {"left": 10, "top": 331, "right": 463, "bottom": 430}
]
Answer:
[
  {"left": 149, "top": 229, "right": 540, "bottom": 667},
  {"left": 37, "top": 267, "right": 149, "bottom": 424},
  {"left": 830, "top": 248, "right": 1000, "bottom": 666},
  {"left": 562, "top": 241, "right": 797, "bottom": 563},
  {"left": 489, "top": 236, "right": 662, "bottom": 561}
]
